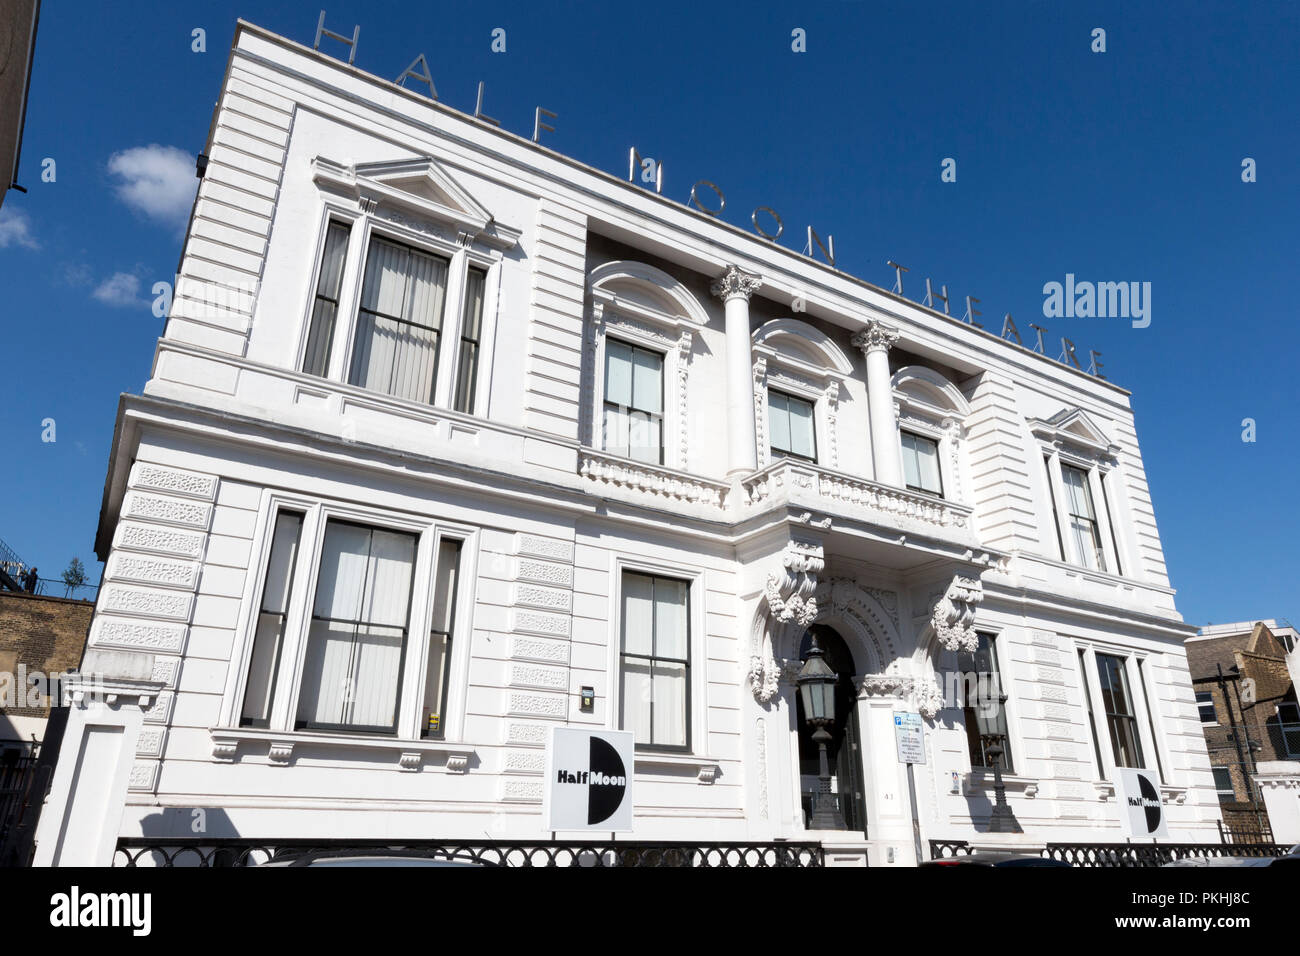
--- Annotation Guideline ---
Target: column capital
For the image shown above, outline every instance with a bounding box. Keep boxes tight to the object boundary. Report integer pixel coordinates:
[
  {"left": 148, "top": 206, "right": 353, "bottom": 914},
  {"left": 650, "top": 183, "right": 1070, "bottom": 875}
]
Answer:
[
  {"left": 711, "top": 264, "right": 762, "bottom": 302},
  {"left": 851, "top": 320, "right": 900, "bottom": 354}
]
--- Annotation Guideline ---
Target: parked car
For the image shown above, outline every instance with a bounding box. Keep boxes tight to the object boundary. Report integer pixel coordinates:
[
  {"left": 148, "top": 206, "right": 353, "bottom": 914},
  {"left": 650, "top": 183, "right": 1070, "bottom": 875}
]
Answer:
[
  {"left": 1164, "top": 845, "right": 1300, "bottom": 868},
  {"left": 258, "top": 849, "right": 493, "bottom": 867}
]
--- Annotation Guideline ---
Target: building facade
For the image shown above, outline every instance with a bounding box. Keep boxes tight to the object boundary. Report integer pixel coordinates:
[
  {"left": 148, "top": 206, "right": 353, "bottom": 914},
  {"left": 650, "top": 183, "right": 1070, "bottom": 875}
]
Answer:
[
  {"left": 36, "top": 21, "right": 1219, "bottom": 866},
  {"left": 1186, "top": 620, "right": 1300, "bottom": 837}
]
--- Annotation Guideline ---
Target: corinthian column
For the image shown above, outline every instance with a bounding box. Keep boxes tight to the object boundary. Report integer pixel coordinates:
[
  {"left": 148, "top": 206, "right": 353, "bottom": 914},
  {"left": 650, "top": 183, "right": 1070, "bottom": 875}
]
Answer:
[
  {"left": 711, "top": 264, "right": 763, "bottom": 477},
  {"left": 852, "top": 321, "right": 904, "bottom": 488}
]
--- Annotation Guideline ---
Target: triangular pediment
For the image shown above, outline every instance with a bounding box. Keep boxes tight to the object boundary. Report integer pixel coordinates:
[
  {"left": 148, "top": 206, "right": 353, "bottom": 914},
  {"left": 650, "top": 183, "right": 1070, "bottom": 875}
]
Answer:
[
  {"left": 1030, "top": 407, "right": 1117, "bottom": 455},
  {"left": 311, "top": 155, "right": 519, "bottom": 249},
  {"left": 353, "top": 157, "right": 494, "bottom": 230}
]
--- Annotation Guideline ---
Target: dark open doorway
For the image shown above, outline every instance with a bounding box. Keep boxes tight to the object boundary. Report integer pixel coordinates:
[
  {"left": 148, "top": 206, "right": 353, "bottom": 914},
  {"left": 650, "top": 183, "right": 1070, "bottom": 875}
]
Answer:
[{"left": 796, "top": 624, "right": 868, "bottom": 834}]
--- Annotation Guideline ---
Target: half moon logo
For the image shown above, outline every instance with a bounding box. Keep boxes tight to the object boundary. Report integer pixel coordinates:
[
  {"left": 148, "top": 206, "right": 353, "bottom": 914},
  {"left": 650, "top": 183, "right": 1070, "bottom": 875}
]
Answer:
[
  {"left": 1138, "top": 773, "right": 1162, "bottom": 833},
  {"left": 587, "top": 736, "right": 627, "bottom": 825}
]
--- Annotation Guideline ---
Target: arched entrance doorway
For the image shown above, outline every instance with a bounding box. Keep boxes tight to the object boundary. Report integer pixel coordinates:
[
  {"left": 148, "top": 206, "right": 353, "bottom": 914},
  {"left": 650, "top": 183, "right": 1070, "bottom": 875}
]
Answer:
[{"left": 796, "top": 624, "right": 868, "bottom": 834}]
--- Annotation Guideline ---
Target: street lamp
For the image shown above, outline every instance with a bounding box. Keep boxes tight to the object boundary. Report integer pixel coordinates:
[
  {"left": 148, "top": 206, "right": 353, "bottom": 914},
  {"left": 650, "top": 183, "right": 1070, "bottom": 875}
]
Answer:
[
  {"left": 797, "top": 634, "right": 842, "bottom": 830},
  {"left": 975, "top": 688, "right": 1022, "bottom": 834}
]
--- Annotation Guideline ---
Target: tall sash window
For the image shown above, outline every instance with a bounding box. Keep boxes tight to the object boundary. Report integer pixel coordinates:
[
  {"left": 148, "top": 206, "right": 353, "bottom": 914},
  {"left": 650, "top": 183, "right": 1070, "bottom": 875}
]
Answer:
[
  {"left": 297, "top": 521, "right": 417, "bottom": 734},
  {"left": 620, "top": 572, "right": 690, "bottom": 750},
  {"left": 348, "top": 236, "right": 450, "bottom": 405},
  {"left": 603, "top": 338, "right": 664, "bottom": 464}
]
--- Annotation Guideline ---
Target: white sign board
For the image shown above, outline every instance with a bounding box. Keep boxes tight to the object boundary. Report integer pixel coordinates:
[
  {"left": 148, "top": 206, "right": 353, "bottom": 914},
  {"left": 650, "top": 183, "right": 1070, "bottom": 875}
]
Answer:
[
  {"left": 1117, "top": 767, "right": 1169, "bottom": 838},
  {"left": 545, "top": 728, "right": 635, "bottom": 831},
  {"left": 894, "top": 711, "right": 925, "bottom": 765}
]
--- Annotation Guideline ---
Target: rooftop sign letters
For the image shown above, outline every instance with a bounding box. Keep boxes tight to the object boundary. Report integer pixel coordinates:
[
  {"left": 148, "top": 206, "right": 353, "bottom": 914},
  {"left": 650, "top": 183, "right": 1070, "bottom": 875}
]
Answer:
[{"left": 308, "top": 11, "right": 1110, "bottom": 379}]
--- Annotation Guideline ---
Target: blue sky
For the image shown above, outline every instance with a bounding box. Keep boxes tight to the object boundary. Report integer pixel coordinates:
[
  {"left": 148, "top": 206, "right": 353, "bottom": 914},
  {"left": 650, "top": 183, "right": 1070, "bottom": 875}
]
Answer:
[{"left": 0, "top": 0, "right": 1296, "bottom": 627}]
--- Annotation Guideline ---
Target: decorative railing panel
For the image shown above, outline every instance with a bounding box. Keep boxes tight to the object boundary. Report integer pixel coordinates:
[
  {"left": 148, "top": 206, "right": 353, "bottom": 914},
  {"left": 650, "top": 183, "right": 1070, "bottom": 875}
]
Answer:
[
  {"left": 741, "top": 460, "right": 977, "bottom": 538},
  {"left": 114, "top": 838, "right": 823, "bottom": 868},
  {"left": 927, "top": 839, "right": 1290, "bottom": 868},
  {"left": 578, "top": 449, "right": 730, "bottom": 509}
]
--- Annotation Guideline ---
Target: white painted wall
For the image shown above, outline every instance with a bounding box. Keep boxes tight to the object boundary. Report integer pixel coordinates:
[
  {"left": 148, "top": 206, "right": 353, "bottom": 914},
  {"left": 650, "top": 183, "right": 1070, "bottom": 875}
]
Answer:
[{"left": 36, "top": 21, "right": 1221, "bottom": 865}]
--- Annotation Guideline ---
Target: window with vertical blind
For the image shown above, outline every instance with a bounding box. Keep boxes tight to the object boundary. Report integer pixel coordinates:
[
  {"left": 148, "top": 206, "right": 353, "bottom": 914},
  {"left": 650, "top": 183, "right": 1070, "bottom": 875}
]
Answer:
[
  {"left": 296, "top": 521, "right": 418, "bottom": 734},
  {"left": 348, "top": 236, "right": 450, "bottom": 405},
  {"left": 1095, "top": 652, "right": 1145, "bottom": 769},
  {"left": 1061, "top": 464, "right": 1107, "bottom": 571},
  {"left": 240, "top": 511, "right": 304, "bottom": 727},
  {"left": 620, "top": 572, "right": 690, "bottom": 750},
  {"left": 454, "top": 268, "right": 487, "bottom": 414},
  {"left": 768, "top": 389, "right": 816, "bottom": 462},
  {"left": 422, "top": 538, "right": 462, "bottom": 739},
  {"left": 603, "top": 338, "right": 664, "bottom": 464},
  {"left": 901, "top": 431, "right": 943, "bottom": 497},
  {"left": 302, "top": 222, "right": 351, "bottom": 378}
]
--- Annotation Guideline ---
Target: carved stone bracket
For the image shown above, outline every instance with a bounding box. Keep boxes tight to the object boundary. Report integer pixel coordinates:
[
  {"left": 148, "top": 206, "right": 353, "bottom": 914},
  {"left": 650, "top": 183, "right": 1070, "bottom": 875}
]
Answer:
[
  {"left": 859, "top": 673, "right": 946, "bottom": 719},
  {"left": 749, "top": 538, "right": 825, "bottom": 702},
  {"left": 931, "top": 575, "right": 983, "bottom": 652}
]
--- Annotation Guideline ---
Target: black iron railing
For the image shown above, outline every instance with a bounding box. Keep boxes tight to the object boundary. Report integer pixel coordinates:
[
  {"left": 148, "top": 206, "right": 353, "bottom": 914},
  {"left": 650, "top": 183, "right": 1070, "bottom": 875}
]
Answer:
[
  {"left": 0, "top": 747, "right": 38, "bottom": 849},
  {"left": 1217, "top": 817, "right": 1275, "bottom": 845},
  {"left": 927, "top": 838, "right": 1290, "bottom": 867},
  {"left": 114, "top": 838, "right": 824, "bottom": 868}
]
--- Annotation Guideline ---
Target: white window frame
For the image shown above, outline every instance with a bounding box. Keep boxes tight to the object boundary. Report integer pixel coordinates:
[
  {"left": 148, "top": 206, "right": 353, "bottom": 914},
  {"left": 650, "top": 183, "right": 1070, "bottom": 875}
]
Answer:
[
  {"left": 899, "top": 425, "right": 946, "bottom": 498},
  {"left": 766, "top": 386, "right": 820, "bottom": 463},
  {"left": 1073, "top": 640, "right": 1164, "bottom": 783},
  {"left": 1030, "top": 412, "right": 1132, "bottom": 577},
  {"left": 1195, "top": 690, "right": 1219, "bottom": 726},
  {"left": 752, "top": 350, "right": 843, "bottom": 470},
  {"left": 220, "top": 490, "right": 478, "bottom": 744},
  {"left": 891, "top": 366, "right": 969, "bottom": 503},
  {"left": 1211, "top": 766, "right": 1235, "bottom": 803},
  {"left": 607, "top": 556, "right": 707, "bottom": 755},
  {"left": 298, "top": 180, "right": 507, "bottom": 419},
  {"left": 588, "top": 294, "right": 693, "bottom": 470}
]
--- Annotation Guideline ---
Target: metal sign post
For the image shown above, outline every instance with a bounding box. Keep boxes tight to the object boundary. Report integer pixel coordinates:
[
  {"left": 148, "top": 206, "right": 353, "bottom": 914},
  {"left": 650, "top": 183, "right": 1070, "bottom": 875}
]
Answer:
[{"left": 894, "top": 713, "right": 926, "bottom": 863}]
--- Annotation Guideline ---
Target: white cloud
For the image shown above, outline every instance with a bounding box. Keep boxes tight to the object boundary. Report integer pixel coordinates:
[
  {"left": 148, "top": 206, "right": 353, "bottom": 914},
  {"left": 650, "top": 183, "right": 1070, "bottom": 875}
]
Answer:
[
  {"left": 0, "top": 206, "right": 40, "bottom": 249},
  {"left": 92, "top": 272, "right": 145, "bottom": 308},
  {"left": 107, "top": 144, "right": 197, "bottom": 227},
  {"left": 62, "top": 262, "right": 94, "bottom": 287}
]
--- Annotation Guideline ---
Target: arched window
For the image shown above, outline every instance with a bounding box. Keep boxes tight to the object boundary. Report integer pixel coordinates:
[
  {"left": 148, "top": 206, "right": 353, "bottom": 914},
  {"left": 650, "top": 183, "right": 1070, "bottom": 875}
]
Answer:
[
  {"left": 891, "top": 365, "right": 970, "bottom": 502},
  {"left": 751, "top": 319, "right": 853, "bottom": 470},
  {"left": 583, "top": 261, "right": 709, "bottom": 471}
]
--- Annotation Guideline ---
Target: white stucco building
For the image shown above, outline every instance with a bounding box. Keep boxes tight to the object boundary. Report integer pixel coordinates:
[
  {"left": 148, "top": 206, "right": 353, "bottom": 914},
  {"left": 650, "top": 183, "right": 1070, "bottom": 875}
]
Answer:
[{"left": 35, "top": 21, "right": 1219, "bottom": 866}]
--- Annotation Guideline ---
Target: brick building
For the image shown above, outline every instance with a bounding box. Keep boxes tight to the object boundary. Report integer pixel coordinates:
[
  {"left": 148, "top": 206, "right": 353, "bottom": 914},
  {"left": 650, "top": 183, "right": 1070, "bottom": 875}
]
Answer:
[
  {"left": 1186, "top": 620, "right": 1300, "bottom": 832},
  {"left": 0, "top": 591, "right": 92, "bottom": 749}
]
